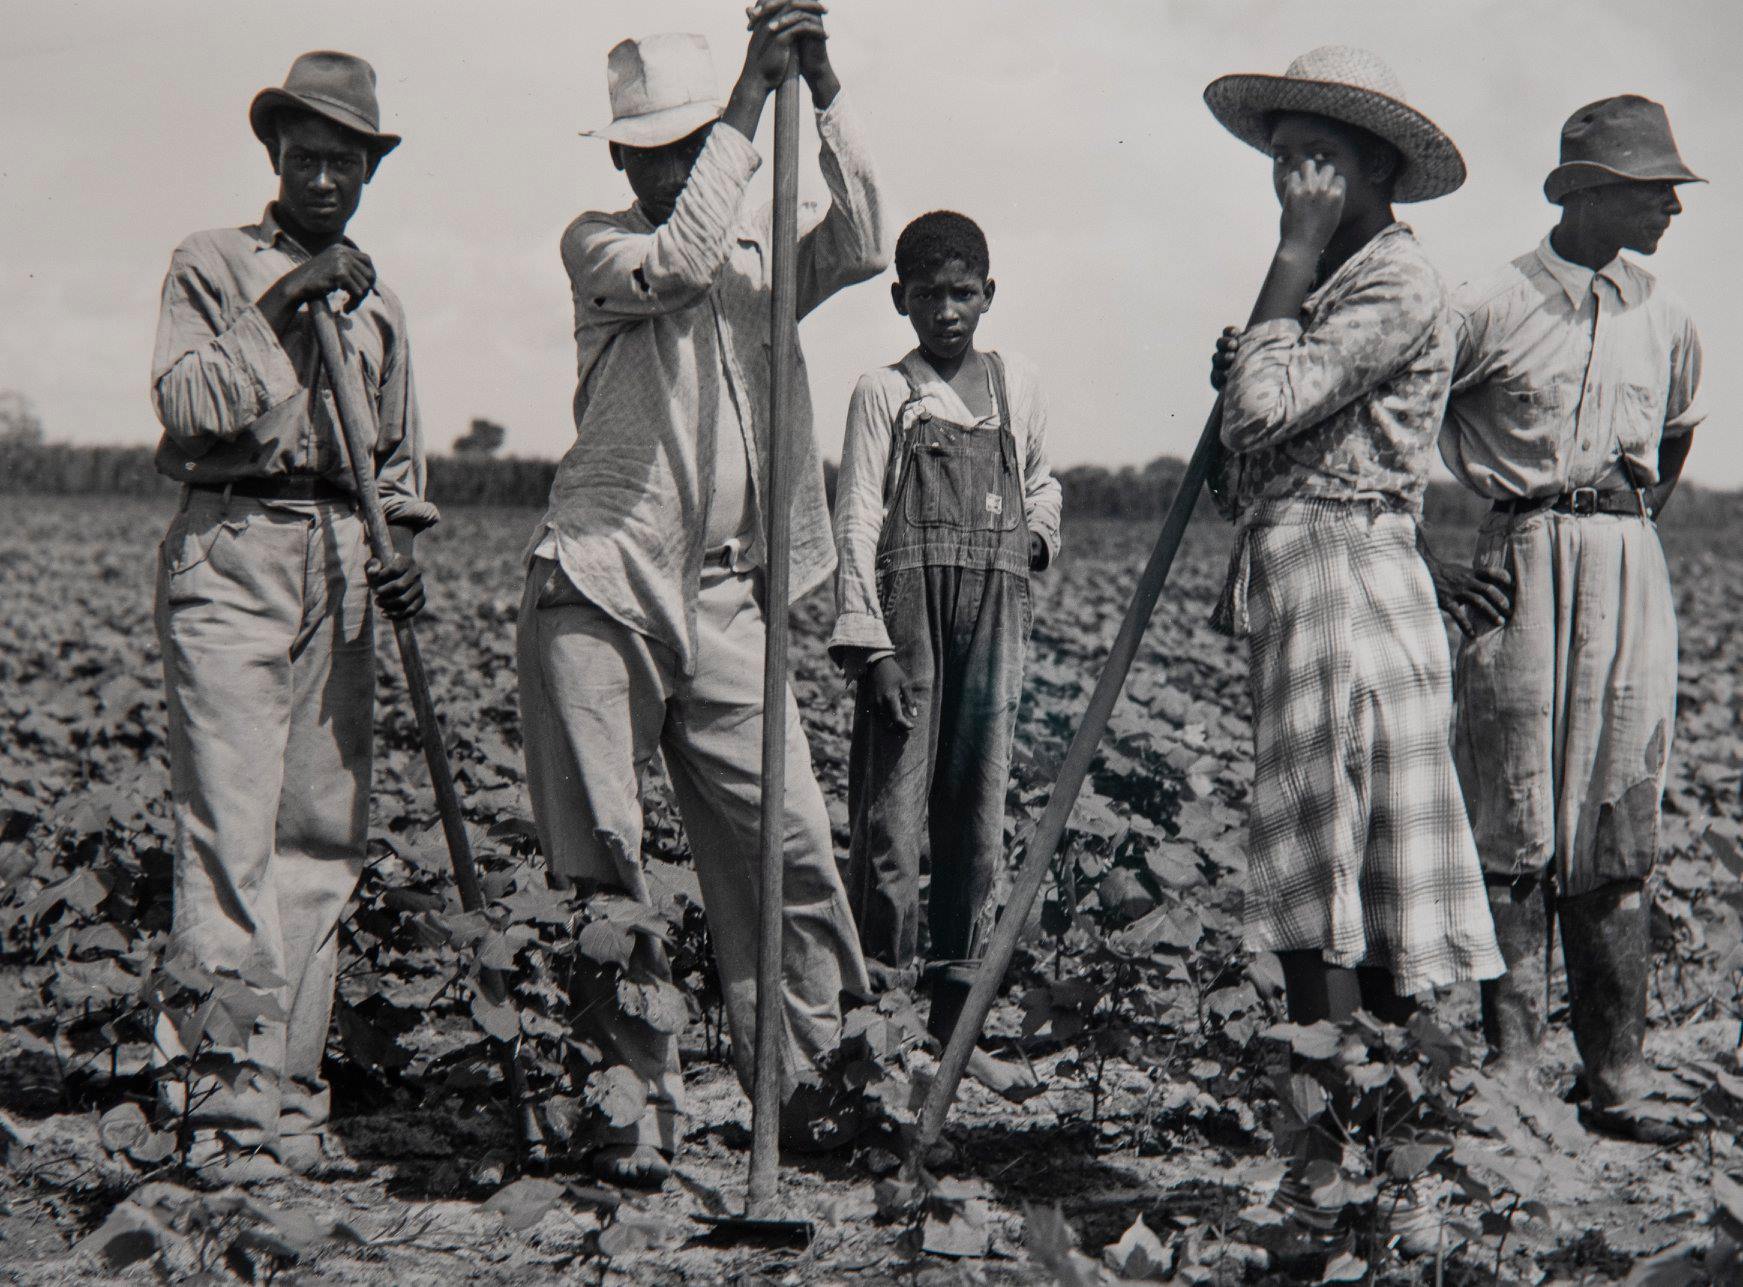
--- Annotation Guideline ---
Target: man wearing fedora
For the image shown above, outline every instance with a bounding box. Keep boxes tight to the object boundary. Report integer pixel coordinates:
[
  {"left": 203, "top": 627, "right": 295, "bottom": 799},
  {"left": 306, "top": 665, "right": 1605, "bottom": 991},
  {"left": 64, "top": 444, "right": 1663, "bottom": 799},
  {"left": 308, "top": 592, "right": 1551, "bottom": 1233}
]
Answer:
[
  {"left": 150, "top": 50, "right": 434, "bottom": 1180},
  {"left": 1429, "top": 96, "right": 1706, "bottom": 1143},
  {"left": 517, "top": 0, "right": 886, "bottom": 1186}
]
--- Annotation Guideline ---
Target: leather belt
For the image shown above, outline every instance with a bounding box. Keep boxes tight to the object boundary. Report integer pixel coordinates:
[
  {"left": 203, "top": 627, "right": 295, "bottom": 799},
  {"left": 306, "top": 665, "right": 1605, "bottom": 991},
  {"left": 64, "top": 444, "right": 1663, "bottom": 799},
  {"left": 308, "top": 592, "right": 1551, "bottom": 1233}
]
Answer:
[
  {"left": 1492, "top": 487, "right": 1652, "bottom": 520},
  {"left": 190, "top": 476, "right": 351, "bottom": 503}
]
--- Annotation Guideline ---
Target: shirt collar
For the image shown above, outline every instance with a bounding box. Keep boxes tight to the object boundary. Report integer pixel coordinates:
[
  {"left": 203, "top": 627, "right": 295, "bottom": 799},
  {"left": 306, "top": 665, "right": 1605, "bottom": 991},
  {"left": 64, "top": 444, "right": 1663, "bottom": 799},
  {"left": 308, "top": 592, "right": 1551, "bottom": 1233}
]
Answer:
[
  {"left": 252, "top": 203, "right": 357, "bottom": 259},
  {"left": 898, "top": 348, "right": 997, "bottom": 425},
  {"left": 1533, "top": 233, "right": 1644, "bottom": 308},
  {"left": 1308, "top": 221, "right": 1410, "bottom": 305}
]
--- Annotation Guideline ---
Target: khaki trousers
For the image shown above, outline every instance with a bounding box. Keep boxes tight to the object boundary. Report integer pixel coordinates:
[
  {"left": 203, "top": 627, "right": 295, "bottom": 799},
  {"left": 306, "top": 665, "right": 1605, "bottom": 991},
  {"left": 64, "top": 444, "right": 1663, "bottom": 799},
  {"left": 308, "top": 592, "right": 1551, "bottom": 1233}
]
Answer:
[
  {"left": 153, "top": 489, "right": 373, "bottom": 1147},
  {"left": 517, "top": 557, "right": 868, "bottom": 1153}
]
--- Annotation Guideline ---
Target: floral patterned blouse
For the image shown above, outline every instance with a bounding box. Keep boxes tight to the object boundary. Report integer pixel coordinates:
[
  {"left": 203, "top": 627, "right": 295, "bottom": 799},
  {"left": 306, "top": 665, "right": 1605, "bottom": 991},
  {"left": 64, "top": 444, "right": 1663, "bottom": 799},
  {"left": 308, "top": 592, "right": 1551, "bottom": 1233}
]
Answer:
[{"left": 1220, "top": 222, "right": 1454, "bottom": 515}]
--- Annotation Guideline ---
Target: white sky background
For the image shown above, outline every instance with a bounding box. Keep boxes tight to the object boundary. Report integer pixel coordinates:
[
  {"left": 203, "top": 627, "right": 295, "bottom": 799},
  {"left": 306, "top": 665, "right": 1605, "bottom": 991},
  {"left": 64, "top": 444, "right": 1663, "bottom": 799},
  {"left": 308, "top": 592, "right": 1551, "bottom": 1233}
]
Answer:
[{"left": 3, "top": 0, "right": 1738, "bottom": 481}]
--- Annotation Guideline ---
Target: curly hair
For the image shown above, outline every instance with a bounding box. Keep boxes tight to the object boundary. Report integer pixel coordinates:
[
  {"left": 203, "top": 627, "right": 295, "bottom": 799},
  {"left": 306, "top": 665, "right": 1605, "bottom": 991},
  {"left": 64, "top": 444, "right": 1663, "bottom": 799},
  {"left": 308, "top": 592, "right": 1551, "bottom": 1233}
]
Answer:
[{"left": 894, "top": 210, "right": 990, "bottom": 283}]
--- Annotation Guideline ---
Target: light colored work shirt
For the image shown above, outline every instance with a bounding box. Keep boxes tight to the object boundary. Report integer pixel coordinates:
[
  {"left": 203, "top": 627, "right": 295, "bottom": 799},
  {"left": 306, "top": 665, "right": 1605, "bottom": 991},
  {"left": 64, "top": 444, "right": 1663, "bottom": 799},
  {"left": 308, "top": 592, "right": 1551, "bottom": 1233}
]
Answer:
[
  {"left": 702, "top": 325, "right": 753, "bottom": 551},
  {"left": 1439, "top": 235, "right": 1704, "bottom": 499},
  {"left": 1221, "top": 223, "right": 1454, "bottom": 516},
  {"left": 150, "top": 205, "right": 439, "bottom": 530},
  {"left": 531, "top": 93, "right": 888, "bottom": 675},
  {"left": 828, "top": 348, "right": 1062, "bottom": 663}
]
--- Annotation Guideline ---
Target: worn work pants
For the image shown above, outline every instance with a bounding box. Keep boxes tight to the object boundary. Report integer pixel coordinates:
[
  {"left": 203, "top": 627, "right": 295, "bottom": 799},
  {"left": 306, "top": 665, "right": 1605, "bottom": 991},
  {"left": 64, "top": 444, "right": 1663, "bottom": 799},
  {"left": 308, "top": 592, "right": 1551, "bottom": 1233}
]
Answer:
[
  {"left": 153, "top": 489, "right": 373, "bottom": 1148},
  {"left": 517, "top": 557, "right": 868, "bottom": 1154},
  {"left": 1454, "top": 509, "right": 1676, "bottom": 1094},
  {"left": 845, "top": 565, "right": 1029, "bottom": 987},
  {"left": 1454, "top": 509, "right": 1677, "bottom": 893}
]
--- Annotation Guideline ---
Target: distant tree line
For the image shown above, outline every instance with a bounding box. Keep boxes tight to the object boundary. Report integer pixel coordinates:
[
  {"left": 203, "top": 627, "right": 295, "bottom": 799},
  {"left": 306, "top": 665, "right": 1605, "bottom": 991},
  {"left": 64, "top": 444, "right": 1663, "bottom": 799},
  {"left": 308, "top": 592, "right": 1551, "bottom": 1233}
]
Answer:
[{"left": 2, "top": 440, "right": 1737, "bottom": 531}]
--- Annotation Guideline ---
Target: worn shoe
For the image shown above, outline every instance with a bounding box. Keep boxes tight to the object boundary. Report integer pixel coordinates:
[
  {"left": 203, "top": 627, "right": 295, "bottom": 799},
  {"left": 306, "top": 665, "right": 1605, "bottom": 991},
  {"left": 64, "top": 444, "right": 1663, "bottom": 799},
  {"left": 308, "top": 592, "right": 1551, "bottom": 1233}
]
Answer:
[
  {"left": 589, "top": 1143, "right": 673, "bottom": 1189},
  {"left": 1578, "top": 1092, "right": 1703, "bottom": 1145}
]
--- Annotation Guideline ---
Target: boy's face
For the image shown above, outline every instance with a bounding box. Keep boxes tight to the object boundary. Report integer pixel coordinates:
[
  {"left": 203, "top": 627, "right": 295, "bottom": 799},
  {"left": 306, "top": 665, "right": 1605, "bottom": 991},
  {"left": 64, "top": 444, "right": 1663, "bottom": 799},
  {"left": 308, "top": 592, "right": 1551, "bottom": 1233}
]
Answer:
[
  {"left": 613, "top": 124, "right": 713, "bottom": 226},
  {"left": 892, "top": 259, "right": 995, "bottom": 363}
]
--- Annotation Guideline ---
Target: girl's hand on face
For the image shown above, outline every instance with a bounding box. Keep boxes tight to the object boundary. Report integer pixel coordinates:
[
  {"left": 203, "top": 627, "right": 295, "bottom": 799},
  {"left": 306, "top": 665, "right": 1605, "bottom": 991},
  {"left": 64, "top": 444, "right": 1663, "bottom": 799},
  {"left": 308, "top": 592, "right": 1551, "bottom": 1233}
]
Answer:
[{"left": 1278, "top": 159, "right": 1345, "bottom": 258}]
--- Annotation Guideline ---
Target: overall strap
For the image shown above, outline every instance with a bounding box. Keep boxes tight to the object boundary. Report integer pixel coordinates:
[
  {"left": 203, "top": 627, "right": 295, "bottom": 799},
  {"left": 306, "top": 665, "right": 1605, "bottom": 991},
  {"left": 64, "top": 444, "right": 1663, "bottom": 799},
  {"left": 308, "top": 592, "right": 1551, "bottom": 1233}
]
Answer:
[
  {"left": 880, "top": 360, "right": 928, "bottom": 549},
  {"left": 986, "top": 350, "right": 1013, "bottom": 434},
  {"left": 985, "top": 350, "right": 1021, "bottom": 482}
]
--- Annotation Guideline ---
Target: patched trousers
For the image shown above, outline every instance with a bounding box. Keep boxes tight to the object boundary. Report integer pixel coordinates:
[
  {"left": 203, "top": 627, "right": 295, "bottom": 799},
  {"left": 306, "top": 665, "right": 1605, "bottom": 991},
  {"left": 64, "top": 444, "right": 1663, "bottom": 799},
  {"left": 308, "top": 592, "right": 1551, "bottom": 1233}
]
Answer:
[
  {"left": 1453, "top": 509, "right": 1677, "bottom": 895},
  {"left": 153, "top": 488, "right": 373, "bottom": 1147},
  {"left": 517, "top": 556, "right": 868, "bottom": 1154}
]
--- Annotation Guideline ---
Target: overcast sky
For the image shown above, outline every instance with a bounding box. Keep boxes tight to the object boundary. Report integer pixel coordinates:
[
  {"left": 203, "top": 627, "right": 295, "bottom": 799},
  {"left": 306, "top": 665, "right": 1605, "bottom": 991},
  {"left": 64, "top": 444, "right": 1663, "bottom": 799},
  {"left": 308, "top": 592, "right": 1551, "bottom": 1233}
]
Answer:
[{"left": 3, "top": 0, "right": 1738, "bottom": 482}]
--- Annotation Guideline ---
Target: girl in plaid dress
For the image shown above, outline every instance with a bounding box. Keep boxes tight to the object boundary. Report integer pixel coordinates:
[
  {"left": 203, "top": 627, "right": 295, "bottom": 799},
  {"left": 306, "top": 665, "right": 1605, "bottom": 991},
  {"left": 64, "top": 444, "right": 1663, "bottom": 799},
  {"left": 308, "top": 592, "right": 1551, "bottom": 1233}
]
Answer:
[{"left": 1202, "top": 47, "right": 1504, "bottom": 1022}]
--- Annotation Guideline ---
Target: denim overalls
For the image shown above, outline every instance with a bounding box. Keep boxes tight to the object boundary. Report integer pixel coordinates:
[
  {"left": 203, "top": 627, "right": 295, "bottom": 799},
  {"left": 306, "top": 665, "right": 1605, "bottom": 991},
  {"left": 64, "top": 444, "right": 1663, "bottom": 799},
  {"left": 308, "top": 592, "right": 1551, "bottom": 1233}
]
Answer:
[{"left": 845, "top": 352, "right": 1032, "bottom": 1042}]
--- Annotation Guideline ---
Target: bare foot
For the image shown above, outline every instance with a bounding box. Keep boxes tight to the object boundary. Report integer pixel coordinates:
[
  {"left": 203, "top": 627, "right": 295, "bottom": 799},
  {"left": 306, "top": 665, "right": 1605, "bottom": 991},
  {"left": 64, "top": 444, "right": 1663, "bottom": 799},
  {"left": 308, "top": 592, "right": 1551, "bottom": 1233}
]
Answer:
[
  {"left": 967, "top": 1047, "right": 1044, "bottom": 1102},
  {"left": 591, "top": 1143, "right": 672, "bottom": 1189}
]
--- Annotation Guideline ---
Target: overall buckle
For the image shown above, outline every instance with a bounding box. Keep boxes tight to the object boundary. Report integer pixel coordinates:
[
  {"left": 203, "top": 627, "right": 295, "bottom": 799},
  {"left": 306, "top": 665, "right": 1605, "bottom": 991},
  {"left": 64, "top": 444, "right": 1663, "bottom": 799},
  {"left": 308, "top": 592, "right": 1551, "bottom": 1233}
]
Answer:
[{"left": 1567, "top": 487, "right": 1599, "bottom": 516}]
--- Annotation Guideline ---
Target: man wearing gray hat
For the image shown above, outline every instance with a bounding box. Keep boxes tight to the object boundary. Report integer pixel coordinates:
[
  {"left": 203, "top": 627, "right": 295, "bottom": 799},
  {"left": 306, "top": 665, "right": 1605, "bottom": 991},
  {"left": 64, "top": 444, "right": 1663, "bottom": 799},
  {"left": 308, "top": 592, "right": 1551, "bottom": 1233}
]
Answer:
[
  {"left": 1427, "top": 95, "right": 1706, "bottom": 1143},
  {"left": 149, "top": 51, "right": 436, "bottom": 1181},
  {"left": 517, "top": 0, "right": 887, "bottom": 1186}
]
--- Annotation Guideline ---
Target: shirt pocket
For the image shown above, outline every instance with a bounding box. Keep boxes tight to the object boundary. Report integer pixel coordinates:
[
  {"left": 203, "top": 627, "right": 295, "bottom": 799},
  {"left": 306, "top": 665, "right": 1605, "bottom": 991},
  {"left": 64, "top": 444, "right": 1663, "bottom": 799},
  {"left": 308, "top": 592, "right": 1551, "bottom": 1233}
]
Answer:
[
  {"left": 1490, "top": 374, "right": 1575, "bottom": 463},
  {"left": 1616, "top": 380, "right": 1669, "bottom": 456}
]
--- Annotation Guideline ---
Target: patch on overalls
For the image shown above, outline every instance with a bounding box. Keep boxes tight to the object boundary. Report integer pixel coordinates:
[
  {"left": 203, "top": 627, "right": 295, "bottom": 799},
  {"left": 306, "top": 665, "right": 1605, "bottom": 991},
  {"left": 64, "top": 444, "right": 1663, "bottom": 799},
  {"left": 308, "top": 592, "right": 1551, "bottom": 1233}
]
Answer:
[{"left": 985, "top": 493, "right": 1003, "bottom": 515}]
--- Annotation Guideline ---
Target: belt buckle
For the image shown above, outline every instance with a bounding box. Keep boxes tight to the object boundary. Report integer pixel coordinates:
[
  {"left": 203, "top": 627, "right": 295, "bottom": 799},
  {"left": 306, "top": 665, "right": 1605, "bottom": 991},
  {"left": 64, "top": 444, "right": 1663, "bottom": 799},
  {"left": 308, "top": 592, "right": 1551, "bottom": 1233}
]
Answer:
[{"left": 1568, "top": 487, "right": 1599, "bottom": 516}]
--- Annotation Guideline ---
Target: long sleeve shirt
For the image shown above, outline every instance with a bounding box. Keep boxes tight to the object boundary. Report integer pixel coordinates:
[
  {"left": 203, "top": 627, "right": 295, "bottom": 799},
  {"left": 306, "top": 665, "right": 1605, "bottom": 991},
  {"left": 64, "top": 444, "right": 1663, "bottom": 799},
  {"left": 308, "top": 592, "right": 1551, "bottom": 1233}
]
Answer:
[
  {"left": 531, "top": 93, "right": 888, "bottom": 675},
  {"left": 828, "top": 348, "right": 1062, "bottom": 666},
  {"left": 149, "top": 205, "right": 439, "bottom": 530},
  {"left": 1439, "top": 235, "right": 1704, "bottom": 499},
  {"left": 1221, "top": 222, "right": 1455, "bottom": 515}
]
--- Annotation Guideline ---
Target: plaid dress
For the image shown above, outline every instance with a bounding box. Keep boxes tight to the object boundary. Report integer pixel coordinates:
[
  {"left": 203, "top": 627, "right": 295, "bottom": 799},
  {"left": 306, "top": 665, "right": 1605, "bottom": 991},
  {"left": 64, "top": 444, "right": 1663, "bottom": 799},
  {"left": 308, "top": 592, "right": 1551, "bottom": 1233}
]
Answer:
[{"left": 1216, "top": 224, "right": 1504, "bottom": 993}]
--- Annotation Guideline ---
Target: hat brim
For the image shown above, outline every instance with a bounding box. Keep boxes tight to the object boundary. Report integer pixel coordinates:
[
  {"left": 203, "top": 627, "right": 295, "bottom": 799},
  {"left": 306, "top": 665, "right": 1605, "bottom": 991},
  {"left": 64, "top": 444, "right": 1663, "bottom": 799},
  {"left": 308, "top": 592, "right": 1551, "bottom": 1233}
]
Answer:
[
  {"left": 580, "top": 100, "right": 722, "bottom": 148},
  {"left": 1544, "top": 159, "right": 1707, "bottom": 204},
  {"left": 1203, "top": 73, "right": 1465, "bottom": 202},
  {"left": 249, "top": 88, "right": 401, "bottom": 156}
]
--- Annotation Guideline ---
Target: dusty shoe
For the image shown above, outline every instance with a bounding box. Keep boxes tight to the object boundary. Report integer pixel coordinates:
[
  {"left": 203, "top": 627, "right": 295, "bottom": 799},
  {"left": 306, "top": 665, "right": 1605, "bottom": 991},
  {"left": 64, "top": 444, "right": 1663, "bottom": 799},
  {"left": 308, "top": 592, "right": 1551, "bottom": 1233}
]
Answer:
[
  {"left": 966, "top": 1047, "right": 1046, "bottom": 1103},
  {"left": 1578, "top": 1092, "right": 1703, "bottom": 1145},
  {"left": 589, "top": 1143, "right": 673, "bottom": 1190}
]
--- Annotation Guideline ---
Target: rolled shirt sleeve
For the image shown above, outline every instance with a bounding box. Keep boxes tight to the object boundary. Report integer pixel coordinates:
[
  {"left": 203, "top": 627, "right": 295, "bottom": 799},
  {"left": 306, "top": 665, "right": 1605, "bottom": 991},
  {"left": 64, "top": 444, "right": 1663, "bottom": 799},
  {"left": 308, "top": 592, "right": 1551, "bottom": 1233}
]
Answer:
[
  {"left": 564, "top": 125, "right": 762, "bottom": 322},
  {"left": 370, "top": 322, "right": 439, "bottom": 531},
  {"left": 1013, "top": 360, "right": 1062, "bottom": 567},
  {"left": 151, "top": 238, "right": 303, "bottom": 449},
  {"left": 796, "top": 92, "right": 891, "bottom": 320},
  {"left": 828, "top": 372, "right": 900, "bottom": 668},
  {"left": 1663, "top": 309, "right": 1704, "bottom": 439},
  {"left": 1222, "top": 263, "right": 1441, "bottom": 454}
]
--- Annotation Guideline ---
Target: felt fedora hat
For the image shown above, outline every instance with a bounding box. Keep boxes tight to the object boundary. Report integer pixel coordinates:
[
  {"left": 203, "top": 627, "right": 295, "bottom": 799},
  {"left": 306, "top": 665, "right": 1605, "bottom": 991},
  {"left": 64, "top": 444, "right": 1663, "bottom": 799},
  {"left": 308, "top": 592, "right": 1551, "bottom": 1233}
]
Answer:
[
  {"left": 581, "top": 33, "right": 723, "bottom": 148},
  {"left": 250, "top": 51, "right": 400, "bottom": 156},
  {"left": 1204, "top": 45, "right": 1465, "bottom": 202},
  {"left": 1543, "top": 95, "right": 1704, "bottom": 203}
]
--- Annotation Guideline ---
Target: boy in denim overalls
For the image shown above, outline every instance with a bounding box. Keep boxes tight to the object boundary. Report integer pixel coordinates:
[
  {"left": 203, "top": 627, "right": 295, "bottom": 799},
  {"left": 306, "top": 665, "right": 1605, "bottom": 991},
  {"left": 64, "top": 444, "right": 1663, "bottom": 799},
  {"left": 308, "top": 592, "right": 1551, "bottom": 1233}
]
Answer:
[{"left": 829, "top": 211, "right": 1061, "bottom": 1092}]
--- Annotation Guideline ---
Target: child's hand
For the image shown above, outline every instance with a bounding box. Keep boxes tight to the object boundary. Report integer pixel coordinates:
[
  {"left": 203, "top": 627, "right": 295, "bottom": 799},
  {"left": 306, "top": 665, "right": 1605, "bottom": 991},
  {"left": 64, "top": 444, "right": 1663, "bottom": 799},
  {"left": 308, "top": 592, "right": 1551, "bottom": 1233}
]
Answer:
[
  {"left": 1210, "top": 325, "right": 1240, "bottom": 390},
  {"left": 1029, "top": 533, "right": 1047, "bottom": 571},
  {"left": 1278, "top": 159, "right": 1345, "bottom": 258},
  {"left": 867, "top": 656, "right": 914, "bottom": 732}
]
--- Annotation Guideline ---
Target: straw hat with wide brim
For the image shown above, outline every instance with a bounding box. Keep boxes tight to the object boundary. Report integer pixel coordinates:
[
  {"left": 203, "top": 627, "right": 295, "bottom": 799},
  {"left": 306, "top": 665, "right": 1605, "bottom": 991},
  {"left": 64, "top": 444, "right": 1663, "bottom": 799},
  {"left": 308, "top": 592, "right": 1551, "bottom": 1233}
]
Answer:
[
  {"left": 249, "top": 50, "right": 401, "bottom": 157},
  {"left": 1203, "top": 45, "right": 1465, "bottom": 202},
  {"left": 581, "top": 33, "right": 724, "bottom": 149}
]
